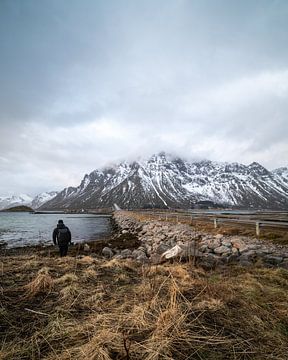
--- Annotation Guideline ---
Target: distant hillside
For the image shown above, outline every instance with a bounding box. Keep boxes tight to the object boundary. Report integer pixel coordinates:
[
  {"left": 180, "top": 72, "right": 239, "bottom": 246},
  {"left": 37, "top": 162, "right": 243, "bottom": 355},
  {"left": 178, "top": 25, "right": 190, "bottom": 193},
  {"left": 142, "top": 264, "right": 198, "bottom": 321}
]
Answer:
[
  {"left": 2, "top": 205, "right": 34, "bottom": 212},
  {"left": 0, "top": 191, "right": 58, "bottom": 210}
]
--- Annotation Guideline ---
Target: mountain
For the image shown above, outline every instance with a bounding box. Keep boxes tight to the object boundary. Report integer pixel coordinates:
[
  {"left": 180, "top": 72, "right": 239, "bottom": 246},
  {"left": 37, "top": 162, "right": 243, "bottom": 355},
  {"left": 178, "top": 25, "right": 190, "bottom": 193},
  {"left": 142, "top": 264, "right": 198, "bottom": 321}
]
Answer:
[
  {"left": 0, "top": 194, "right": 33, "bottom": 210},
  {"left": 272, "top": 167, "right": 288, "bottom": 187},
  {"left": 40, "top": 153, "right": 288, "bottom": 210},
  {"left": 0, "top": 191, "right": 58, "bottom": 210},
  {"left": 31, "top": 191, "right": 59, "bottom": 209}
]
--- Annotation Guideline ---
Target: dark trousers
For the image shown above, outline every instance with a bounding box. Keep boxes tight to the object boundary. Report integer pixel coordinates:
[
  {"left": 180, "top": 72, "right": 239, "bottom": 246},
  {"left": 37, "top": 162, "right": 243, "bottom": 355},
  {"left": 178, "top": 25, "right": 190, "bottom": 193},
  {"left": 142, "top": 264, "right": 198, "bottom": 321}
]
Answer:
[{"left": 59, "top": 245, "right": 68, "bottom": 257}]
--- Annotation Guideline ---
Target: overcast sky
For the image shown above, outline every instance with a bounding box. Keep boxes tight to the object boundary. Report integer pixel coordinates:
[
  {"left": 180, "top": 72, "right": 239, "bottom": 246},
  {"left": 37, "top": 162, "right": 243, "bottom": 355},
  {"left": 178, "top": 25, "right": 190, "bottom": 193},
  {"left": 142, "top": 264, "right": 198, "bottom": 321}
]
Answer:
[{"left": 0, "top": 0, "right": 288, "bottom": 196}]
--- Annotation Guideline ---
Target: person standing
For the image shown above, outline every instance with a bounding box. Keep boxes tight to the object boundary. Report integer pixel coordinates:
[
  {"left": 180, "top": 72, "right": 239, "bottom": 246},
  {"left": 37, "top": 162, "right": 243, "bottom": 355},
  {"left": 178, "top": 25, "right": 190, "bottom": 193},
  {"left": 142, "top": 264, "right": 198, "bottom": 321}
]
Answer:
[{"left": 53, "top": 219, "right": 72, "bottom": 257}]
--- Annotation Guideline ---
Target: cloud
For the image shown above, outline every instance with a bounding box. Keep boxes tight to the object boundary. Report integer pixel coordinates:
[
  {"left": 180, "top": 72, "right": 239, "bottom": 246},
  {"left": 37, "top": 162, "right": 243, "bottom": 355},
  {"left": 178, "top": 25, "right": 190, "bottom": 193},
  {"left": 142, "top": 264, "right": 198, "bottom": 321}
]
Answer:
[{"left": 0, "top": 0, "right": 288, "bottom": 195}]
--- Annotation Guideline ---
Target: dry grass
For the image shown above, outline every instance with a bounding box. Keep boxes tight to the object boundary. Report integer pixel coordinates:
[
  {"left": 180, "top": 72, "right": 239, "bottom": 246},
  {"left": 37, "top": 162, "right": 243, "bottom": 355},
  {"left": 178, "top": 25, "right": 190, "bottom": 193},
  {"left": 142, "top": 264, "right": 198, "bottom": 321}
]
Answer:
[
  {"left": 1, "top": 253, "right": 288, "bottom": 360},
  {"left": 24, "top": 267, "right": 54, "bottom": 299}
]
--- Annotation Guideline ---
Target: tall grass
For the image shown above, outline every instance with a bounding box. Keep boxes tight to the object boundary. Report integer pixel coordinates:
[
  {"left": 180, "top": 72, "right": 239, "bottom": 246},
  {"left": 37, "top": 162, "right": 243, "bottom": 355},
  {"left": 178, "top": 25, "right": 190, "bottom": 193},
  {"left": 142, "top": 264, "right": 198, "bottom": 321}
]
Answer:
[{"left": 1, "top": 255, "right": 288, "bottom": 359}]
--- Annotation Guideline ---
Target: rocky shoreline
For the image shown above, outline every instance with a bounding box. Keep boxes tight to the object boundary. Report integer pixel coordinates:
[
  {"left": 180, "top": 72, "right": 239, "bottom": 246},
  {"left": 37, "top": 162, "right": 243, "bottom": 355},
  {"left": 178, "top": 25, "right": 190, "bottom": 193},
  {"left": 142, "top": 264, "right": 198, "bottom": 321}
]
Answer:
[
  {"left": 104, "top": 211, "right": 288, "bottom": 269},
  {"left": 1, "top": 211, "right": 288, "bottom": 270}
]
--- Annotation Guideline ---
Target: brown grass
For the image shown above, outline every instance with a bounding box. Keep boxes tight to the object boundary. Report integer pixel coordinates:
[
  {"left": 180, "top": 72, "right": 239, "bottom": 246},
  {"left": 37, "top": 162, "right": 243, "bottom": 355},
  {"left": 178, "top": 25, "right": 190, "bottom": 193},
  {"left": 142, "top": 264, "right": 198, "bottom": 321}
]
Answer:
[
  {"left": 24, "top": 267, "right": 54, "bottom": 299},
  {"left": 1, "top": 253, "right": 288, "bottom": 360}
]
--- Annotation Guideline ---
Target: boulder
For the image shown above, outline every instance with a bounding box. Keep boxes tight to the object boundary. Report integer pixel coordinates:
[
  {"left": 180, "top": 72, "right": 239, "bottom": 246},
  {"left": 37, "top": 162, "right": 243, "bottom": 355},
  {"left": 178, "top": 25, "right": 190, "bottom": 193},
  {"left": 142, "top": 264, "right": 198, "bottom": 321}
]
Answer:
[
  {"left": 231, "top": 247, "right": 239, "bottom": 255},
  {"left": 213, "top": 245, "right": 232, "bottom": 256},
  {"left": 120, "top": 249, "right": 132, "bottom": 258},
  {"left": 166, "top": 238, "right": 177, "bottom": 247},
  {"left": 155, "top": 243, "right": 171, "bottom": 255},
  {"left": 161, "top": 245, "right": 183, "bottom": 259},
  {"left": 84, "top": 243, "right": 90, "bottom": 251},
  {"left": 238, "top": 251, "right": 257, "bottom": 266},
  {"left": 221, "top": 239, "right": 232, "bottom": 248},
  {"left": 132, "top": 248, "right": 146, "bottom": 259},
  {"left": 264, "top": 256, "right": 283, "bottom": 266},
  {"left": 199, "top": 254, "right": 217, "bottom": 270},
  {"left": 136, "top": 253, "right": 148, "bottom": 263},
  {"left": 215, "top": 234, "right": 224, "bottom": 240},
  {"left": 231, "top": 237, "right": 248, "bottom": 253},
  {"left": 102, "top": 247, "right": 114, "bottom": 258},
  {"left": 160, "top": 243, "right": 201, "bottom": 260},
  {"left": 227, "top": 254, "right": 239, "bottom": 264},
  {"left": 207, "top": 239, "right": 221, "bottom": 250}
]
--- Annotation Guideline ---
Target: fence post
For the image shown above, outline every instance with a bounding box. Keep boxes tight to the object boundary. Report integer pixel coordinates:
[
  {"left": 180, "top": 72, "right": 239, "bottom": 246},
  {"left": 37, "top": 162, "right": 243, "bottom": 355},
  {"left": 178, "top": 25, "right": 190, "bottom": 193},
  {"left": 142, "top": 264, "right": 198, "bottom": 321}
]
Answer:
[
  {"left": 256, "top": 222, "right": 260, "bottom": 236},
  {"left": 214, "top": 218, "right": 218, "bottom": 229}
]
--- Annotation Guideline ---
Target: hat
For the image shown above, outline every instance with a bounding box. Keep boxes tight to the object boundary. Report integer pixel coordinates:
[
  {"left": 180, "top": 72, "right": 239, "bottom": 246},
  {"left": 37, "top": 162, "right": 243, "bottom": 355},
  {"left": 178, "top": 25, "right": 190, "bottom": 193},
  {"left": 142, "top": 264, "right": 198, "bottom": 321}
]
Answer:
[{"left": 58, "top": 219, "right": 64, "bottom": 224}]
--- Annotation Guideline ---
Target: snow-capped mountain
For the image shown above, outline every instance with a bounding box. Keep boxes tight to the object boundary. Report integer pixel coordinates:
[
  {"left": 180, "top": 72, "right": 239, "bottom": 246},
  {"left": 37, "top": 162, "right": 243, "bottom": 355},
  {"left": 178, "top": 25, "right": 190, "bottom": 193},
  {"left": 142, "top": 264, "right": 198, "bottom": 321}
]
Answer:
[
  {"left": 272, "top": 167, "right": 288, "bottom": 187},
  {"left": 31, "top": 191, "right": 59, "bottom": 209},
  {"left": 0, "top": 194, "right": 33, "bottom": 210},
  {"left": 40, "top": 153, "right": 288, "bottom": 210},
  {"left": 0, "top": 191, "right": 58, "bottom": 210}
]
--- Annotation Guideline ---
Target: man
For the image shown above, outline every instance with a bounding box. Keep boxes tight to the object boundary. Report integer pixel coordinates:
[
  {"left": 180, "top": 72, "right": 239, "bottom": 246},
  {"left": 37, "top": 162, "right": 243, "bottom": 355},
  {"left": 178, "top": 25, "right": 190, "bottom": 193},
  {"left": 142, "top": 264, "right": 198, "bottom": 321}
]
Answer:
[{"left": 53, "top": 219, "right": 72, "bottom": 257}]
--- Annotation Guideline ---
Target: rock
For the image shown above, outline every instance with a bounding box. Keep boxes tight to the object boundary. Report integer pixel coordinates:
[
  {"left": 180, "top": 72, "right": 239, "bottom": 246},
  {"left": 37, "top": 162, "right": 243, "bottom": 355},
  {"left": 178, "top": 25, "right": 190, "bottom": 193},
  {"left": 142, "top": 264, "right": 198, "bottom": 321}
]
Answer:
[
  {"left": 199, "top": 244, "right": 210, "bottom": 253},
  {"left": 246, "top": 244, "right": 262, "bottom": 250},
  {"left": 113, "top": 254, "right": 124, "bottom": 260},
  {"left": 161, "top": 245, "right": 183, "bottom": 259},
  {"left": 84, "top": 244, "right": 90, "bottom": 251},
  {"left": 120, "top": 249, "right": 132, "bottom": 258},
  {"left": 231, "top": 237, "right": 248, "bottom": 253},
  {"left": 199, "top": 254, "right": 217, "bottom": 270},
  {"left": 255, "top": 249, "right": 270, "bottom": 257},
  {"left": 102, "top": 247, "right": 114, "bottom": 258},
  {"left": 215, "top": 234, "right": 224, "bottom": 240},
  {"left": 264, "top": 256, "right": 283, "bottom": 266},
  {"left": 166, "top": 238, "right": 177, "bottom": 247},
  {"left": 132, "top": 248, "right": 146, "bottom": 259},
  {"left": 160, "top": 243, "right": 201, "bottom": 260},
  {"left": 237, "top": 251, "right": 259, "bottom": 266},
  {"left": 221, "top": 239, "right": 232, "bottom": 248},
  {"left": 227, "top": 254, "right": 239, "bottom": 264},
  {"left": 231, "top": 247, "right": 239, "bottom": 255},
  {"left": 136, "top": 253, "right": 148, "bottom": 263},
  {"left": 279, "top": 260, "right": 288, "bottom": 269},
  {"left": 213, "top": 245, "right": 232, "bottom": 255},
  {"left": 155, "top": 243, "right": 170, "bottom": 255},
  {"left": 238, "top": 259, "right": 253, "bottom": 267},
  {"left": 207, "top": 239, "right": 221, "bottom": 250},
  {"left": 122, "top": 230, "right": 129, "bottom": 234}
]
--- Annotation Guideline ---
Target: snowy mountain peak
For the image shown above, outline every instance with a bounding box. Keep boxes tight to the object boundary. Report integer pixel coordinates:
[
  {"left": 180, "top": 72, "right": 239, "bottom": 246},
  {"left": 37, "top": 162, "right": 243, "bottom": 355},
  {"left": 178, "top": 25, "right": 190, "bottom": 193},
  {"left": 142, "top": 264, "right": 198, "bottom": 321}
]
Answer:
[
  {"left": 31, "top": 191, "right": 58, "bottom": 209},
  {"left": 0, "top": 191, "right": 58, "bottom": 210},
  {"left": 0, "top": 194, "right": 33, "bottom": 210},
  {"left": 248, "top": 162, "right": 269, "bottom": 175},
  {"left": 40, "top": 155, "right": 288, "bottom": 210}
]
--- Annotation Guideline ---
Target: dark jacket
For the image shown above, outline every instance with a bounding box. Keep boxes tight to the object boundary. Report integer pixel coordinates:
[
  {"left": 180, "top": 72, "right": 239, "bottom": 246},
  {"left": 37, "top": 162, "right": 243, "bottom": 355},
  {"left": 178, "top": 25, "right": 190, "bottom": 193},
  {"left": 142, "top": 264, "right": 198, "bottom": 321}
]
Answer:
[{"left": 53, "top": 223, "right": 72, "bottom": 246}]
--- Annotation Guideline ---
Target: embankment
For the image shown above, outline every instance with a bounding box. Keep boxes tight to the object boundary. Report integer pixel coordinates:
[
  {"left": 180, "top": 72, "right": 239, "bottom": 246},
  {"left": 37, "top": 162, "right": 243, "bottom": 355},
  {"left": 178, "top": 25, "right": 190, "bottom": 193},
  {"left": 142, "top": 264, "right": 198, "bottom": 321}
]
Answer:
[{"left": 108, "top": 211, "right": 288, "bottom": 269}]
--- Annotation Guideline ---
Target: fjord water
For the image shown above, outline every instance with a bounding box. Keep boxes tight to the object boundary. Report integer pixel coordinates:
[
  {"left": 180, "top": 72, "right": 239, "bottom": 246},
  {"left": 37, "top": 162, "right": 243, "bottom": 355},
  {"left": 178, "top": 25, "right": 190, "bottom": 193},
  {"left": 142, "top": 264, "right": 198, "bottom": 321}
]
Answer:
[{"left": 0, "top": 212, "right": 111, "bottom": 248}]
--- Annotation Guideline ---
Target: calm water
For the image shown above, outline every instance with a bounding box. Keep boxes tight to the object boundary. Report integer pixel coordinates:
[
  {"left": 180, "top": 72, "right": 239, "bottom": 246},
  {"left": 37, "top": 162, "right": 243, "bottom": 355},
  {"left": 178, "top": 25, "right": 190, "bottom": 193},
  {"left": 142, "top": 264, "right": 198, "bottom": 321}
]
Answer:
[{"left": 0, "top": 212, "right": 111, "bottom": 248}]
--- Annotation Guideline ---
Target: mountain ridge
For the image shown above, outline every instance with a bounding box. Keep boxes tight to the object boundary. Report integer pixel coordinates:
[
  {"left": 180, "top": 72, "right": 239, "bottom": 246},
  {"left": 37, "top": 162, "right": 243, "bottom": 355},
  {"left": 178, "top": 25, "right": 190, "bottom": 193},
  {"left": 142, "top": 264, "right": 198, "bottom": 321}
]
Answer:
[
  {"left": 40, "top": 153, "right": 288, "bottom": 210},
  {"left": 0, "top": 191, "right": 58, "bottom": 210}
]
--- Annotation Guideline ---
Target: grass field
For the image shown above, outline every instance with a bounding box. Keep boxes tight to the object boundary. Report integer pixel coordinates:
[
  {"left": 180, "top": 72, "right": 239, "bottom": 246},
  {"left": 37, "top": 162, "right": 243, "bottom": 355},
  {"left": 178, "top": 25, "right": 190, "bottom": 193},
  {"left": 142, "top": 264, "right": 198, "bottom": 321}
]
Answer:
[{"left": 1, "top": 252, "right": 288, "bottom": 359}]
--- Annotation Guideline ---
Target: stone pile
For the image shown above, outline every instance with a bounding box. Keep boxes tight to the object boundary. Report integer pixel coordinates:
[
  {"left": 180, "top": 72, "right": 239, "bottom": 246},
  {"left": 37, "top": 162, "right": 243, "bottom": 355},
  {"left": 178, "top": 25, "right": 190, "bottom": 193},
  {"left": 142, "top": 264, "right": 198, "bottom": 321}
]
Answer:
[{"left": 102, "top": 212, "right": 288, "bottom": 269}]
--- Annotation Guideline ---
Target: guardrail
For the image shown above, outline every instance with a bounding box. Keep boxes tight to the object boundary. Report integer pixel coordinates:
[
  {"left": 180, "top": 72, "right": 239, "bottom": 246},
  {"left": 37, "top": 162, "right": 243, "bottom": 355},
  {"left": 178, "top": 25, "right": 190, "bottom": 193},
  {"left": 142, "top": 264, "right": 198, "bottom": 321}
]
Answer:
[{"left": 135, "top": 210, "right": 288, "bottom": 236}]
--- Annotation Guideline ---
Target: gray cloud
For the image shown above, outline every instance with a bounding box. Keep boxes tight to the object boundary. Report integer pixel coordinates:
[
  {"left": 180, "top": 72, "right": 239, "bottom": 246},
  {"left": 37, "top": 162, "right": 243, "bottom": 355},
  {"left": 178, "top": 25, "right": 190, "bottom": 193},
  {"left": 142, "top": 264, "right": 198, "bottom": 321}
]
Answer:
[{"left": 0, "top": 0, "right": 288, "bottom": 195}]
